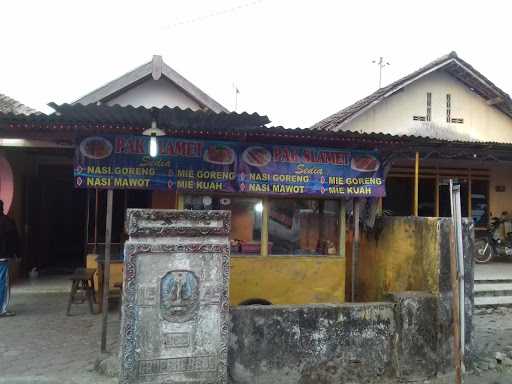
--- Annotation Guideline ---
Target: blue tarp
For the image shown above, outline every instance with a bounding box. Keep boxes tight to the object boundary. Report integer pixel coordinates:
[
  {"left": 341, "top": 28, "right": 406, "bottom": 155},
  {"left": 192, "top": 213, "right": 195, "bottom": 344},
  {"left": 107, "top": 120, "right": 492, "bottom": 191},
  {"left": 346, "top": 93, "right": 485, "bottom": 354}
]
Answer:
[{"left": 0, "top": 259, "right": 9, "bottom": 314}]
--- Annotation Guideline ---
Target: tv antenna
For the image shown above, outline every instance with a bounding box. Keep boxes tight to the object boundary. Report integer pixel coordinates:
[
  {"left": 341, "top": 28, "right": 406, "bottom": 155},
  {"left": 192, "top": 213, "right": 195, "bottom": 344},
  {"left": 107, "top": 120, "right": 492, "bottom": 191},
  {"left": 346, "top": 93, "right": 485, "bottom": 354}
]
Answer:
[
  {"left": 372, "top": 57, "right": 390, "bottom": 88},
  {"left": 233, "top": 83, "right": 240, "bottom": 112}
]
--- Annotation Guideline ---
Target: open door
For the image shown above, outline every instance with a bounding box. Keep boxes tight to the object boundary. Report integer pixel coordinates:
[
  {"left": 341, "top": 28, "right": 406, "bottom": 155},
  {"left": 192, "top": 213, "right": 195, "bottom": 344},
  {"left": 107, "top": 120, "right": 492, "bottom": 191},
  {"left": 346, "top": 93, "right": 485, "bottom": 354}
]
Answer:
[{"left": 24, "top": 165, "right": 87, "bottom": 274}]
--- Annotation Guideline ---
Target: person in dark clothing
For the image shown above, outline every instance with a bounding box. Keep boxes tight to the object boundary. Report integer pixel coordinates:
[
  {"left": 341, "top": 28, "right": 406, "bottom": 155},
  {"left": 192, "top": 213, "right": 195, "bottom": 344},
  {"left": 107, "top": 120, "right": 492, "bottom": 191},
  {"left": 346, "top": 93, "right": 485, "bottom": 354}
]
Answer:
[
  {"left": 0, "top": 200, "right": 18, "bottom": 317},
  {"left": 0, "top": 200, "right": 18, "bottom": 258}
]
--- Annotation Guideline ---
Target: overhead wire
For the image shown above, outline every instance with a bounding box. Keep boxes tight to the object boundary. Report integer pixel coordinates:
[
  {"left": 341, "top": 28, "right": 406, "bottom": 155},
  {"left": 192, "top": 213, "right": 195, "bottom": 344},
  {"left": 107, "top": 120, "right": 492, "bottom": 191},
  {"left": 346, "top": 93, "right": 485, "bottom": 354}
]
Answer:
[{"left": 161, "top": 0, "right": 264, "bottom": 30}]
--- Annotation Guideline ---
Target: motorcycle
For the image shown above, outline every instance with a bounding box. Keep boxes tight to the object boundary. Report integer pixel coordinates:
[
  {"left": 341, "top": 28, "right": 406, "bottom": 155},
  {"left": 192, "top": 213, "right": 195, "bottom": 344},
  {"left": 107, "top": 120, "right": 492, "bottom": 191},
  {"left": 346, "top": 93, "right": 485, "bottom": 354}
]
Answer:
[{"left": 474, "top": 217, "right": 512, "bottom": 263}]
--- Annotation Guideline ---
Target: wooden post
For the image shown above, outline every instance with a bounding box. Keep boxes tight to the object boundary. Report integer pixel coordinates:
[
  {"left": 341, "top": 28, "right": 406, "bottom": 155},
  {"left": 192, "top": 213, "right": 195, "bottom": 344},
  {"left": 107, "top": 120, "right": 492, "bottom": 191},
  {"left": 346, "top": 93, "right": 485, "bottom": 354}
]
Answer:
[
  {"left": 123, "top": 190, "right": 128, "bottom": 217},
  {"left": 93, "top": 189, "right": 99, "bottom": 253},
  {"left": 318, "top": 200, "right": 325, "bottom": 247},
  {"left": 339, "top": 200, "right": 346, "bottom": 258},
  {"left": 414, "top": 152, "right": 420, "bottom": 216},
  {"left": 435, "top": 172, "right": 440, "bottom": 217},
  {"left": 468, "top": 172, "right": 472, "bottom": 219},
  {"left": 84, "top": 189, "right": 90, "bottom": 259},
  {"left": 449, "top": 217, "right": 462, "bottom": 384},
  {"left": 101, "top": 189, "right": 114, "bottom": 353},
  {"left": 351, "top": 199, "right": 360, "bottom": 302},
  {"left": 177, "top": 193, "right": 184, "bottom": 210},
  {"left": 261, "top": 197, "right": 269, "bottom": 257}
]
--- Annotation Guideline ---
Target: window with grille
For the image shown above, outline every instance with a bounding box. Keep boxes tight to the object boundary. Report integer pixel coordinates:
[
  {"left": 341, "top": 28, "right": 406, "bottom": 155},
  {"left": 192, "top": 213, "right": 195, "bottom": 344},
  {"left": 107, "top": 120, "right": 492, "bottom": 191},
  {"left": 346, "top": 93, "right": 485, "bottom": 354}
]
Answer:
[
  {"left": 447, "top": 94, "right": 463, "bottom": 124},
  {"left": 413, "top": 92, "right": 431, "bottom": 122},
  {"left": 446, "top": 94, "right": 451, "bottom": 123}
]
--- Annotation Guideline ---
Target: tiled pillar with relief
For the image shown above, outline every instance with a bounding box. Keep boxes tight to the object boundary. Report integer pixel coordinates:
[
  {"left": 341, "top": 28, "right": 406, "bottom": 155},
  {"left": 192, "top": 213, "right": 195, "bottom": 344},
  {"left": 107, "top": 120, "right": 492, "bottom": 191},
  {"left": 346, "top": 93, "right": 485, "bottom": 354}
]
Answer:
[{"left": 120, "top": 209, "right": 231, "bottom": 384}]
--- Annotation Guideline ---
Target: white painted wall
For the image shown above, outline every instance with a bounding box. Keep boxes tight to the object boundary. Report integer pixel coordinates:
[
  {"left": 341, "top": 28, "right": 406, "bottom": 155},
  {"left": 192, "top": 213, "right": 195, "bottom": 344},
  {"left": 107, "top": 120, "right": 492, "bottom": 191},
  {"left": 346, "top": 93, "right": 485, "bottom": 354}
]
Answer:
[
  {"left": 343, "top": 71, "right": 512, "bottom": 143},
  {"left": 106, "top": 77, "right": 202, "bottom": 110}
]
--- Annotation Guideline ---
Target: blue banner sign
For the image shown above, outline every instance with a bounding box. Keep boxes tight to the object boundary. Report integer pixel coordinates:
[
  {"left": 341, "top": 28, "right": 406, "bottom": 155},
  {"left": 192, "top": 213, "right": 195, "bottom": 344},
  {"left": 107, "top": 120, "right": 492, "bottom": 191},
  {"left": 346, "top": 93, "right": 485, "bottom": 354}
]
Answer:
[{"left": 74, "top": 135, "right": 385, "bottom": 197}]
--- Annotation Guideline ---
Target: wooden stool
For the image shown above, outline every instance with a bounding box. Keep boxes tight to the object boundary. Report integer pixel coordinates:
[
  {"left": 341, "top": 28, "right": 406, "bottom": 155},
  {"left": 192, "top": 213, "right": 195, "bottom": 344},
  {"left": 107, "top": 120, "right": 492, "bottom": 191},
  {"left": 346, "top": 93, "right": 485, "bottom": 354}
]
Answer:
[{"left": 67, "top": 268, "right": 96, "bottom": 316}]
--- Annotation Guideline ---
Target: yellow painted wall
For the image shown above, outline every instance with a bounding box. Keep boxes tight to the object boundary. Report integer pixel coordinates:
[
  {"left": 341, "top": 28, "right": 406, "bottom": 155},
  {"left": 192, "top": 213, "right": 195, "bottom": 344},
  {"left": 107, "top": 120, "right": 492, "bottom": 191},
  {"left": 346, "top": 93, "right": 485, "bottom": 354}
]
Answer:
[
  {"left": 230, "top": 256, "right": 345, "bottom": 305},
  {"left": 87, "top": 254, "right": 346, "bottom": 304},
  {"left": 353, "top": 217, "right": 440, "bottom": 302},
  {"left": 83, "top": 218, "right": 443, "bottom": 305}
]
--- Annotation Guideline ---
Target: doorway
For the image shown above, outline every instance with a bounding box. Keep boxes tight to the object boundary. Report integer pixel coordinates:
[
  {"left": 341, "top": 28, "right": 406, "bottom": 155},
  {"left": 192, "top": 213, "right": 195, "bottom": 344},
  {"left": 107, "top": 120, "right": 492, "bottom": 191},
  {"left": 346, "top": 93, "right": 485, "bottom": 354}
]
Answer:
[{"left": 25, "top": 164, "right": 87, "bottom": 273}]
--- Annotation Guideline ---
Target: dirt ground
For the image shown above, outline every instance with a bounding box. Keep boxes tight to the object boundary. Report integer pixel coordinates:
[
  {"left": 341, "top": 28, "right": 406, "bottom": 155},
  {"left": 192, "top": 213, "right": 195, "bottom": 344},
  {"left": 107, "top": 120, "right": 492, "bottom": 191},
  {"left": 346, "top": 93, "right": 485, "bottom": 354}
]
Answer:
[
  {"left": 0, "top": 279, "right": 118, "bottom": 384},
  {"left": 460, "top": 306, "right": 512, "bottom": 384},
  {"left": 2, "top": 277, "right": 512, "bottom": 383}
]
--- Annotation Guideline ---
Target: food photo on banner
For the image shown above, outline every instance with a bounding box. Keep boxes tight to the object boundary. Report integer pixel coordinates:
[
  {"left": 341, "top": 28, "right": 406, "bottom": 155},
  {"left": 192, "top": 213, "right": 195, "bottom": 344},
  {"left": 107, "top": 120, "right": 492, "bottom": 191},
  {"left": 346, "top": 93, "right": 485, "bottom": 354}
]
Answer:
[{"left": 74, "top": 135, "right": 385, "bottom": 197}]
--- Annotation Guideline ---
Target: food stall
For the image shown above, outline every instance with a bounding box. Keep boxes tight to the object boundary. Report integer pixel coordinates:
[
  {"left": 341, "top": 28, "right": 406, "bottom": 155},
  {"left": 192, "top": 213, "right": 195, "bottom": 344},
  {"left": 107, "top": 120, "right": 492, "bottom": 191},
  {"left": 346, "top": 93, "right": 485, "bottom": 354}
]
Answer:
[{"left": 77, "top": 132, "right": 385, "bottom": 305}]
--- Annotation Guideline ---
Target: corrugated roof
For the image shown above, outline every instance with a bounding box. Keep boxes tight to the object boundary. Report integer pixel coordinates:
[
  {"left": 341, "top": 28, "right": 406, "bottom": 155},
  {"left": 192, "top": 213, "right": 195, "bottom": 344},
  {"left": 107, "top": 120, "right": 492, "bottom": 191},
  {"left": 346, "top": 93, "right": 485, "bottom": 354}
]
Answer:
[
  {"left": 312, "top": 51, "right": 512, "bottom": 131},
  {"left": 253, "top": 126, "right": 512, "bottom": 150},
  {"left": 1, "top": 103, "right": 269, "bottom": 131},
  {"left": 73, "top": 55, "right": 228, "bottom": 113},
  {"left": 4, "top": 104, "right": 512, "bottom": 159},
  {"left": 0, "top": 93, "right": 40, "bottom": 115}
]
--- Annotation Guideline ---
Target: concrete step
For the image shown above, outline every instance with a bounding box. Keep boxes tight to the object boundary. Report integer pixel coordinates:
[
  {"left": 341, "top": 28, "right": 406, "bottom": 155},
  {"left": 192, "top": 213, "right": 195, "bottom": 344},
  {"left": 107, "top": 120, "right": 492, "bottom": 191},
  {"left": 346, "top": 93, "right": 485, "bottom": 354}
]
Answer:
[
  {"left": 475, "top": 295, "right": 512, "bottom": 307},
  {"left": 475, "top": 279, "right": 512, "bottom": 284},
  {"left": 474, "top": 283, "right": 512, "bottom": 297}
]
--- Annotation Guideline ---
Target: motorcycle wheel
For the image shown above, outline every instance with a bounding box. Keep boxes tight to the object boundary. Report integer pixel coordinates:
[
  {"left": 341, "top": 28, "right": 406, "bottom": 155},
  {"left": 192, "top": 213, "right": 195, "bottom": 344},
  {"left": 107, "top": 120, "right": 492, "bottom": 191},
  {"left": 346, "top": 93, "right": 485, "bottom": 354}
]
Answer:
[{"left": 474, "top": 239, "right": 494, "bottom": 263}]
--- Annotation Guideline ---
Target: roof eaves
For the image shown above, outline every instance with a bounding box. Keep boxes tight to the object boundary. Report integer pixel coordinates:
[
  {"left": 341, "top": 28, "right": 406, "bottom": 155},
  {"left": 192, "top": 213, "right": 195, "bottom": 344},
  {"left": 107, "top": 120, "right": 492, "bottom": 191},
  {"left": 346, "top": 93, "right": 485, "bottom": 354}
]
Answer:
[
  {"left": 10, "top": 103, "right": 267, "bottom": 132},
  {"left": 0, "top": 93, "right": 41, "bottom": 115},
  {"left": 449, "top": 58, "right": 512, "bottom": 105}
]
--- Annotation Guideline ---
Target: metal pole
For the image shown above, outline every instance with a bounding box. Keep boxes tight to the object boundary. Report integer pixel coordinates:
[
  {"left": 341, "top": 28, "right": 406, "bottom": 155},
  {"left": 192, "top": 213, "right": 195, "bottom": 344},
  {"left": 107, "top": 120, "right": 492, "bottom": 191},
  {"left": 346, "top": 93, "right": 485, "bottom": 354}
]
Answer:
[
  {"left": 414, "top": 152, "right": 420, "bottom": 216},
  {"left": 234, "top": 85, "right": 239, "bottom": 112},
  {"left": 452, "top": 183, "right": 466, "bottom": 360},
  {"left": 449, "top": 213, "right": 462, "bottom": 384},
  {"left": 378, "top": 60, "right": 382, "bottom": 88},
  {"left": 101, "top": 189, "right": 114, "bottom": 353},
  {"left": 449, "top": 180, "right": 465, "bottom": 382},
  {"left": 351, "top": 199, "right": 360, "bottom": 302}
]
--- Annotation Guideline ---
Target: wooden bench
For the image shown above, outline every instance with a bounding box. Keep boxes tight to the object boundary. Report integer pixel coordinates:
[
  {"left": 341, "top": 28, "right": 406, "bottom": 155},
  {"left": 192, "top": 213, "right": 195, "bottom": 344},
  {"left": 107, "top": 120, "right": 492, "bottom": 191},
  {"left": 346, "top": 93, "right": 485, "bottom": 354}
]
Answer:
[{"left": 67, "top": 268, "right": 96, "bottom": 316}]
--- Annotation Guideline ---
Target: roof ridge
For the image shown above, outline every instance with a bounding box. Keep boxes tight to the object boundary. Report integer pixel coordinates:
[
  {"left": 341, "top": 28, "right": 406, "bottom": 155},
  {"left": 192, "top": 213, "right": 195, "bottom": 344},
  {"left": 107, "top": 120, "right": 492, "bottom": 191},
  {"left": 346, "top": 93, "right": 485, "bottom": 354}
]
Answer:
[{"left": 72, "top": 56, "right": 228, "bottom": 113}]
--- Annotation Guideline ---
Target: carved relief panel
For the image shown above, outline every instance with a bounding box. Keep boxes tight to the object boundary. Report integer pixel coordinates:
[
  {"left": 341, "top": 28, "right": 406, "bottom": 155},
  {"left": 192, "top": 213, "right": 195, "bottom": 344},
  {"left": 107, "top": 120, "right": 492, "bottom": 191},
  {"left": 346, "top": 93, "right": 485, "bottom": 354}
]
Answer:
[{"left": 119, "top": 210, "right": 231, "bottom": 384}]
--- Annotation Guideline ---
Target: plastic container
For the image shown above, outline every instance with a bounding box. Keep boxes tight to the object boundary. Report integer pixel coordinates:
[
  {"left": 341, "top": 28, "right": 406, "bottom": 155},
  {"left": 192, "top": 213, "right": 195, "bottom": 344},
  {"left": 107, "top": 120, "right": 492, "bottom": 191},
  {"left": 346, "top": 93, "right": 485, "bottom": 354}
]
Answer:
[{"left": 240, "top": 242, "right": 273, "bottom": 255}]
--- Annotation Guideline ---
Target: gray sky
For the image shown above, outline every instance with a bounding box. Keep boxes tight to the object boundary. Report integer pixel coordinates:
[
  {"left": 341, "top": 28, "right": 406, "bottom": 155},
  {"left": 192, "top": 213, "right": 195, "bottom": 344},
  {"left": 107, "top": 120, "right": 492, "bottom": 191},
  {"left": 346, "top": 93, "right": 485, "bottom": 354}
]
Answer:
[{"left": 1, "top": 0, "right": 511, "bottom": 127}]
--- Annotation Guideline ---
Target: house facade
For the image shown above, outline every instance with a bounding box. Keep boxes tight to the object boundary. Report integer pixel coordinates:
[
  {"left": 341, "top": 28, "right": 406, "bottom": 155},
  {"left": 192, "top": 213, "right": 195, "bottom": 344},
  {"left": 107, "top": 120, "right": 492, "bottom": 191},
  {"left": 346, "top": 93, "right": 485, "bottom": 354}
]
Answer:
[
  {"left": 73, "top": 55, "right": 227, "bottom": 112},
  {"left": 0, "top": 55, "right": 227, "bottom": 274},
  {"left": 313, "top": 52, "right": 512, "bottom": 229}
]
